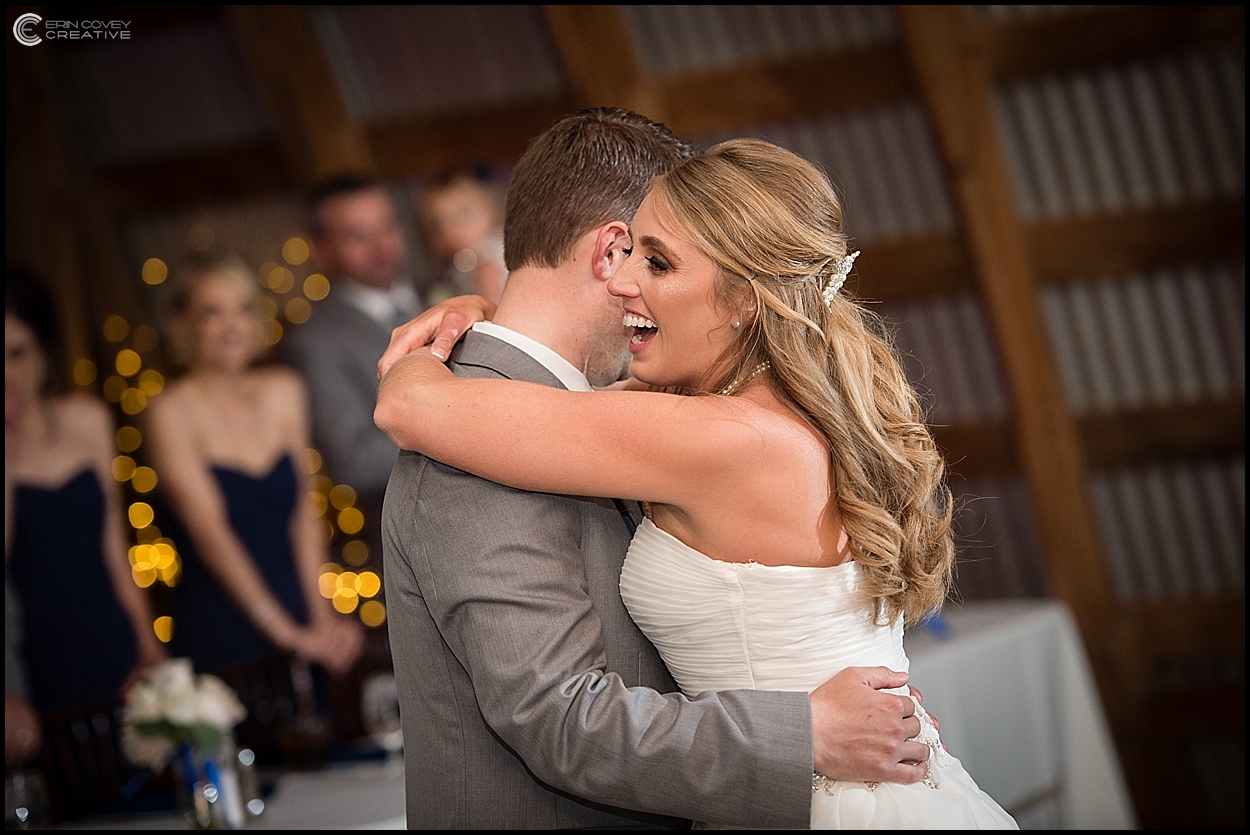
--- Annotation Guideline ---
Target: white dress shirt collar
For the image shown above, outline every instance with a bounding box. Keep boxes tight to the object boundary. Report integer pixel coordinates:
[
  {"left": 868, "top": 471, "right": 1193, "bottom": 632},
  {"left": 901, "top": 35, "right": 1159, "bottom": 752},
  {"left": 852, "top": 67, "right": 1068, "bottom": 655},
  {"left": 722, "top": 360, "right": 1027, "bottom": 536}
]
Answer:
[
  {"left": 336, "top": 281, "right": 419, "bottom": 330},
  {"left": 470, "top": 322, "right": 592, "bottom": 392}
]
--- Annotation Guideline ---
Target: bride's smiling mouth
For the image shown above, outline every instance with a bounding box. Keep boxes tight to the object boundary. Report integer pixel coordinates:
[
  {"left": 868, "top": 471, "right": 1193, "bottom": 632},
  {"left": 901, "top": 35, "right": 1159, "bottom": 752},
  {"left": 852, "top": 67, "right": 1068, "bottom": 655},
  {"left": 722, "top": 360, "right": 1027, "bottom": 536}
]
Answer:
[{"left": 623, "top": 312, "right": 658, "bottom": 350}]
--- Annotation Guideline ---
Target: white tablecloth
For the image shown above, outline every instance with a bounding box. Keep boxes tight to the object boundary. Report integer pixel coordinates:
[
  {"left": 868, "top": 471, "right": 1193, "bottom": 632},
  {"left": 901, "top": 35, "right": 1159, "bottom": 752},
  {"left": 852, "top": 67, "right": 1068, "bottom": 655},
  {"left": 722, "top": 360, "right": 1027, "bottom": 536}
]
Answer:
[
  {"left": 248, "top": 760, "right": 405, "bottom": 829},
  {"left": 904, "top": 599, "right": 1138, "bottom": 829},
  {"left": 55, "top": 759, "right": 406, "bottom": 830}
]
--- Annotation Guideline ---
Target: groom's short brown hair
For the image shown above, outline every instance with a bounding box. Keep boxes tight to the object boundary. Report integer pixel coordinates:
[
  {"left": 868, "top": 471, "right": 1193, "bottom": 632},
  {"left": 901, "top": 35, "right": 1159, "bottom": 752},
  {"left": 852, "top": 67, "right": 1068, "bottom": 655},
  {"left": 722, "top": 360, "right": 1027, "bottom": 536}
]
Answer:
[{"left": 503, "top": 108, "right": 696, "bottom": 272}]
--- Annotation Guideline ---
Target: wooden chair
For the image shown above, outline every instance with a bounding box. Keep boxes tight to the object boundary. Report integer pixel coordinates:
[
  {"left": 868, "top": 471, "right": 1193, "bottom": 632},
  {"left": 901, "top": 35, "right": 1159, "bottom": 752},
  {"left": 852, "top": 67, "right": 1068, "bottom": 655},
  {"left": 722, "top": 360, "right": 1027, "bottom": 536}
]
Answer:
[{"left": 36, "top": 698, "right": 154, "bottom": 823}]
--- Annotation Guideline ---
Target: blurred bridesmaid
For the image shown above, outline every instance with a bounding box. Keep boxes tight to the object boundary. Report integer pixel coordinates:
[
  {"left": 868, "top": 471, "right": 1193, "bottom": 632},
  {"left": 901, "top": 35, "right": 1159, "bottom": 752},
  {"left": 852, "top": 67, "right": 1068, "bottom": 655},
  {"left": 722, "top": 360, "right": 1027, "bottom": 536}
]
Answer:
[
  {"left": 145, "top": 256, "right": 363, "bottom": 688},
  {"left": 5, "top": 268, "right": 166, "bottom": 717}
]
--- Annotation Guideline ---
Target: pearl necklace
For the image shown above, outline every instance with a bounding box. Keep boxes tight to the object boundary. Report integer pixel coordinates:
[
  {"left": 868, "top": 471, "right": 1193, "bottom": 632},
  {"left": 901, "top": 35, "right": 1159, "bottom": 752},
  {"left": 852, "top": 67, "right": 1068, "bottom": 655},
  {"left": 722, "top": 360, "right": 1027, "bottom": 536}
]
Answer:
[{"left": 719, "top": 361, "right": 771, "bottom": 396}]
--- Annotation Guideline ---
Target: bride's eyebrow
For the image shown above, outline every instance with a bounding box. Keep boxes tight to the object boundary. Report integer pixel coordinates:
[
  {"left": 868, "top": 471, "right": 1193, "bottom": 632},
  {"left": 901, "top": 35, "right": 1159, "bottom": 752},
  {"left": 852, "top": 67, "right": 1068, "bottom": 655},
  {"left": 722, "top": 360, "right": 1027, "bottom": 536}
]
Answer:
[{"left": 637, "top": 235, "right": 675, "bottom": 261}]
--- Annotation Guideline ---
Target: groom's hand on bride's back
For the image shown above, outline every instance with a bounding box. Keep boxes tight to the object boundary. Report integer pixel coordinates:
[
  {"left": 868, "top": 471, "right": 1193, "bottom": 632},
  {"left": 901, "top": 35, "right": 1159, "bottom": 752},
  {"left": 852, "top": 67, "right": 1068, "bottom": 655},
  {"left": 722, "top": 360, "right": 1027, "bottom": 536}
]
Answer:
[
  {"left": 378, "top": 294, "right": 497, "bottom": 379},
  {"left": 809, "top": 666, "right": 931, "bottom": 784}
]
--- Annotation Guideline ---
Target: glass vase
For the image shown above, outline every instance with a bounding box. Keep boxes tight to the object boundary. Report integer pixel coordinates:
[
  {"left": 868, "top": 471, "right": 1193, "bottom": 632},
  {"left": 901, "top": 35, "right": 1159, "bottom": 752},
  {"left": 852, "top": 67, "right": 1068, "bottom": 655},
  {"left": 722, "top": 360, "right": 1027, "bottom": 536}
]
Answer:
[{"left": 171, "top": 736, "right": 247, "bottom": 830}]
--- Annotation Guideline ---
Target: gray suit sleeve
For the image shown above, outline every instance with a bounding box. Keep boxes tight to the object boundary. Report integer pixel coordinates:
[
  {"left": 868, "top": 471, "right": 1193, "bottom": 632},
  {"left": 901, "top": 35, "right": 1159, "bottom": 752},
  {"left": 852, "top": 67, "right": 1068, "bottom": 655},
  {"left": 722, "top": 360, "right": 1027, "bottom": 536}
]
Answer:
[
  {"left": 280, "top": 326, "right": 397, "bottom": 501},
  {"left": 387, "top": 459, "right": 813, "bottom": 827}
]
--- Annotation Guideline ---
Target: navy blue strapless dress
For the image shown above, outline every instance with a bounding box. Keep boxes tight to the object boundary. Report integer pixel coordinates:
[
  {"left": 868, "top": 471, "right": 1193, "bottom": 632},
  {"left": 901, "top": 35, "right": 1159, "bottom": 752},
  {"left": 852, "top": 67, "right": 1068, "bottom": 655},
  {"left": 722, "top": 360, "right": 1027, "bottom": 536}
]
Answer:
[
  {"left": 165, "top": 455, "right": 308, "bottom": 674},
  {"left": 8, "top": 470, "right": 138, "bottom": 713}
]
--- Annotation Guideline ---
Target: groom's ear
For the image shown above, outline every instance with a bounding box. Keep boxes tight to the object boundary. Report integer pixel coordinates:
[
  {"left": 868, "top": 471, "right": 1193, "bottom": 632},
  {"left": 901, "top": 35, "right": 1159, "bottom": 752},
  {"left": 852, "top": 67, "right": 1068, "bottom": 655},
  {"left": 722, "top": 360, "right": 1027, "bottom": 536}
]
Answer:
[{"left": 592, "top": 221, "right": 632, "bottom": 282}]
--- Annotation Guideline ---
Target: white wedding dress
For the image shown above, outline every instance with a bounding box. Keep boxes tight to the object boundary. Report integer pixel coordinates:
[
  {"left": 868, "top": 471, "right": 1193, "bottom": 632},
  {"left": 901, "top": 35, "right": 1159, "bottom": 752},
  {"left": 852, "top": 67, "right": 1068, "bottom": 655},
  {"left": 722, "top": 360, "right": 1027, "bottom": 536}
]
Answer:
[{"left": 619, "top": 518, "right": 1019, "bottom": 830}]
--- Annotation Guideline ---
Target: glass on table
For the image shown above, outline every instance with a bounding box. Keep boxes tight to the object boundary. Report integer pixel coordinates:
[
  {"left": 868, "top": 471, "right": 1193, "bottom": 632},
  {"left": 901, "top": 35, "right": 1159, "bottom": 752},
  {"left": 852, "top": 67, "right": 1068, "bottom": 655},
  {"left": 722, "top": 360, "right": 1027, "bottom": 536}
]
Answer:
[
  {"left": 360, "top": 671, "right": 403, "bottom": 762},
  {"left": 4, "top": 770, "right": 49, "bottom": 830}
]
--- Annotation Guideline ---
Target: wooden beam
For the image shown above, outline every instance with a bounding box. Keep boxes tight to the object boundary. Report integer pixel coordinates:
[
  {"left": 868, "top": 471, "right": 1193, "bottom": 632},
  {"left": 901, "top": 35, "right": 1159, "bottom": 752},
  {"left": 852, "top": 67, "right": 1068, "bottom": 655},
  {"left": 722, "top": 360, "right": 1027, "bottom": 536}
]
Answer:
[
  {"left": 541, "top": 6, "right": 661, "bottom": 118},
  {"left": 930, "top": 396, "right": 1245, "bottom": 480},
  {"left": 852, "top": 196, "right": 1246, "bottom": 302},
  {"left": 980, "top": 4, "right": 1246, "bottom": 83},
  {"left": 1028, "top": 200, "right": 1246, "bottom": 284},
  {"left": 656, "top": 43, "right": 915, "bottom": 138},
  {"left": 226, "top": 5, "right": 374, "bottom": 184},
  {"left": 848, "top": 234, "right": 976, "bottom": 302},
  {"left": 1081, "top": 398, "right": 1245, "bottom": 469},
  {"left": 898, "top": 6, "right": 1122, "bottom": 694},
  {"left": 368, "top": 96, "right": 579, "bottom": 180},
  {"left": 1131, "top": 596, "right": 1245, "bottom": 659},
  {"left": 96, "top": 143, "right": 292, "bottom": 214},
  {"left": 931, "top": 420, "right": 1018, "bottom": 479}
]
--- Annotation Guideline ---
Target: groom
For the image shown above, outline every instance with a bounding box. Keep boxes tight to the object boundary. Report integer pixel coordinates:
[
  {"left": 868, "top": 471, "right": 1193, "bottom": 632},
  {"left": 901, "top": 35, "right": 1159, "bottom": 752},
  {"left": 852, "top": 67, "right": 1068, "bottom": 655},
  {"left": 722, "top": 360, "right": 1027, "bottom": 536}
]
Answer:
[{"left": 378, "top": 108, "right": 929, "bottom": 829}]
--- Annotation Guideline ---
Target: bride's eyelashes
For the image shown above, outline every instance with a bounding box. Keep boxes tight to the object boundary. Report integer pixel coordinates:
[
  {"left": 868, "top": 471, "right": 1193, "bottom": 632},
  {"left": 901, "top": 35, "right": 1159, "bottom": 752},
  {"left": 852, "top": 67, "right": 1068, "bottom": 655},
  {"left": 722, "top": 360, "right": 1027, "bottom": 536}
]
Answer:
[{"left": 645, "top": 255, "right": 671, "bottom": 274}]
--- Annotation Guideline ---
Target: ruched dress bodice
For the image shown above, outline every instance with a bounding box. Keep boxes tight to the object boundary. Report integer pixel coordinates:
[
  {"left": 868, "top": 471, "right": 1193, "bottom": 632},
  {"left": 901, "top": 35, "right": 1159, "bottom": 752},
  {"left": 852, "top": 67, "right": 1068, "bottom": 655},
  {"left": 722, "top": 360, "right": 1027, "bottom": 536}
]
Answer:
[
  {"left": 619, "top": 518, "right": 1018, "bottom": 830},
  {"left": 620, "top": 518, "right": 907, "bottom": 696}
]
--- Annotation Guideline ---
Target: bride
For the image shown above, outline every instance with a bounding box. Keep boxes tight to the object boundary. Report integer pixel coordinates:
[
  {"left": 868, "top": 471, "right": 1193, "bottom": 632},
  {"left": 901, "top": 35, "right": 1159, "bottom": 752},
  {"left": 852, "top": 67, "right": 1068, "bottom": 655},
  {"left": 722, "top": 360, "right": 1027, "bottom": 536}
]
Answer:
[{"left": 375, "top": 138, "right": 1017, "bottom": 829}]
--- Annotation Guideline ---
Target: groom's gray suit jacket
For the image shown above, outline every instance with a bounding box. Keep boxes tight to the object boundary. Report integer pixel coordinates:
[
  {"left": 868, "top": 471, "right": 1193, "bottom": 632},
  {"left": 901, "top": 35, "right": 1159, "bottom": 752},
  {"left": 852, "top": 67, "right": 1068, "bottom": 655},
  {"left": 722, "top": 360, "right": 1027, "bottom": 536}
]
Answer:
[{"left": 382, "top": 331, "right": 812, "bottom": 829}]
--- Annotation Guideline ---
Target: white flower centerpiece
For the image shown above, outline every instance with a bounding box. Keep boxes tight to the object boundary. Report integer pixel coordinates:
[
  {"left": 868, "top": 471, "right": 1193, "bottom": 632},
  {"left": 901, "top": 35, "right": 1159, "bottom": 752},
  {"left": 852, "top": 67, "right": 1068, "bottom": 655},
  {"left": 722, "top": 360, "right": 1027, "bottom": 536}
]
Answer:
[
  {"left": 122, "top": 658, "right": 249, "bottom": 828},
  {"left": 122, "top": 658, "right": 246, "bottom": 768}
]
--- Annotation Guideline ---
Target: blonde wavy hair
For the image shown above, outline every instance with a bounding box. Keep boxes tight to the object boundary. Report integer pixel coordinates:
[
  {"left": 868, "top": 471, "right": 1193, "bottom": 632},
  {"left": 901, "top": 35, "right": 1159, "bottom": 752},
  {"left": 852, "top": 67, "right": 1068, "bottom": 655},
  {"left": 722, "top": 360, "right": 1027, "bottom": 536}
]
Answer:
[{"left": 651, "top": 138, "right": 954, "bottom": 625}]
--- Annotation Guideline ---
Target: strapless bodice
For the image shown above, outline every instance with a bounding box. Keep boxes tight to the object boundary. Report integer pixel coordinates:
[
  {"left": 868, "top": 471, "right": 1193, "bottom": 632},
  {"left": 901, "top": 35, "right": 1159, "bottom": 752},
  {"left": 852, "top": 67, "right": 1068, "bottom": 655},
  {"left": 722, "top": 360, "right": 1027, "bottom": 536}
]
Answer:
[
  {"left": 619, "top": 518, "right": 909, "bottom": 697},
  {"left": 619, "top": 518, "right": 1020, "bottom": 830},
  {"left": 163, "top": 453, "right": 306, "bottom": 674},
  {"left": 9, "top": 469, "right": 137, "bottom": 711}
]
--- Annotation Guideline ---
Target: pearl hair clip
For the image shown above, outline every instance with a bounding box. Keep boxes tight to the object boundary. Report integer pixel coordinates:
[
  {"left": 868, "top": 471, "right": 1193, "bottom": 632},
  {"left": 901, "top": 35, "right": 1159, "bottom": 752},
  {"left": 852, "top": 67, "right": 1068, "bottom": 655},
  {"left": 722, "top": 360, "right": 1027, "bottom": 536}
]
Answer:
[{"left": 822, "top": 250, "right": 859, "bottom": 307}]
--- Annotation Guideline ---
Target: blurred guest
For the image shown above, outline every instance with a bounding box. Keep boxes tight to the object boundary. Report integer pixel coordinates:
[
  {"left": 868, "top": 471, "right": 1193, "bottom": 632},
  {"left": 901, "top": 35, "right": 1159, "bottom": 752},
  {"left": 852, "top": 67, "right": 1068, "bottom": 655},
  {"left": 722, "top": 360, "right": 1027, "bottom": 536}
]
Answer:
[
  {"left": 144, "top": 257, "right": 363, "bottom": 702},
  {"left": 4, "top": 268, "right": 167, "bottom": 719},
  {"left": 279, "top": 175, "right": 420, "bottom": 539},
  {"left": 418, "top": 164, "right": 508, "bottom": 306}
]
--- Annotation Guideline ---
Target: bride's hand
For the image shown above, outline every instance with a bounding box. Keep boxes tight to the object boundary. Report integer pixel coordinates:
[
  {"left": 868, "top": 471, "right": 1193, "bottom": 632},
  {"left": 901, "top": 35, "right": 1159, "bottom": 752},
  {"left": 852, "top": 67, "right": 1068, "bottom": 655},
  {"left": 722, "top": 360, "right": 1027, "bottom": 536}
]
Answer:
[
  {"left": 375, "top": 348, "right": 456, "bottom": 448},
  {"left": 378, "top": 294, "right": 496, "bottom": 379}
]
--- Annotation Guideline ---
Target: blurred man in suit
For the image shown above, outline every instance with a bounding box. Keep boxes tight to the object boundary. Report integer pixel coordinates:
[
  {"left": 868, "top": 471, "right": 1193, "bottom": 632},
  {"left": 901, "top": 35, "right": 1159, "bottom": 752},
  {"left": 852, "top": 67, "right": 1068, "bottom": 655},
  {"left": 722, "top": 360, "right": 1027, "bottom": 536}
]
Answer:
[{"left": 282, "top": 175, "right": 420, "bottom": 547}]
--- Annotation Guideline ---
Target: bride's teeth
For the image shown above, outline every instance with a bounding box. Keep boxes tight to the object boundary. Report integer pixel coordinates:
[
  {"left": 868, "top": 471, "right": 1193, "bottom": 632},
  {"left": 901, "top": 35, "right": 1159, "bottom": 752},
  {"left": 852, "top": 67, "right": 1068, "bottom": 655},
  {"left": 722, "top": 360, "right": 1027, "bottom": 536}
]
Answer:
[{"left": 622, "top": 314, "right": 657, "bottom": 329}]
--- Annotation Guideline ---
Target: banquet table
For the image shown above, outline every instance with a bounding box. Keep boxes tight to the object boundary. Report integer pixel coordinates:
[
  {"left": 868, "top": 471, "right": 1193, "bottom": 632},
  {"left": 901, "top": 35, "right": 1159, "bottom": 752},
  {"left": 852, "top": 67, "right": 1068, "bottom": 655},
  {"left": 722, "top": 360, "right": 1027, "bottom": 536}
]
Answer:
[
  {"left": 53, "top": 758, "right": 406, "bottom": 830},
  {"left": 904, "top": 598, "right": 1138, "bottom": 829},
  {"left": 49, "top": 598, "right": 1136, "bottom": 831}
]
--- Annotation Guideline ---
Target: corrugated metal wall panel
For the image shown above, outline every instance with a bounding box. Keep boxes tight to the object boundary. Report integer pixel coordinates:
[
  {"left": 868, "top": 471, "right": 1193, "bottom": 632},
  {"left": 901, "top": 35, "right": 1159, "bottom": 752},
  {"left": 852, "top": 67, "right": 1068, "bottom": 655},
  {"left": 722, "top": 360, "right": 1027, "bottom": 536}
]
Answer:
[
  {"left": 1089, "top": 457, "right": 1245, "bottom": 600},
  {"left": 996, "top": 51, "right": 1246, "bottom": 221},
  {"left": 694, "top": 103, "right": 959, "bottom": 244},
  {"left": 1042, "top": 262, "right": 1245, "bottom": 414},
  {"left": 969, "top": 6, "right": 1116, "bottom": 23},
  {"left": 311, "top": 5, "right": 566, "bottom": 123},
  {"left": 879, "top": 295, "right": 1011, "bottom": 424},
  {"left": 619, "top": 5, "right": 897, "bottom": 77},
  {"left": 951, "top": 476, "right": 1049, "bottom": 600}
]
